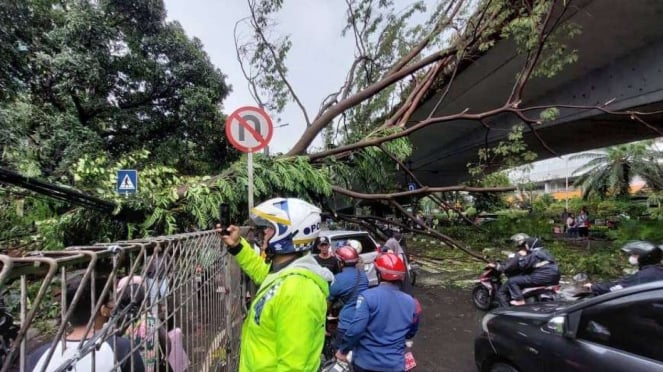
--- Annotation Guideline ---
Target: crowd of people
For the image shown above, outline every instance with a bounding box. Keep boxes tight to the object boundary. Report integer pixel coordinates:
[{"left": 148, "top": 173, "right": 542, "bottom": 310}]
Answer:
[
  {"left": 19, "top": 196, "right": 663, "bottom": 371},
  {"left": 221, "top": 197, "right": 421, "bottom": 372},
  {"left": 561, "top": 207, "right": 591, "bottom": 238},
  {"left": 27, "top": 273, "right": 189, "bottom": 372}
]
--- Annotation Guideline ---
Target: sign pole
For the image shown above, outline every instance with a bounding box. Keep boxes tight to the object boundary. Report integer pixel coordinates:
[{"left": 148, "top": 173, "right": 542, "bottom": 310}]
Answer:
[
  {"left": 248, "top": 150, "right": 254, "bottom": 211},
  {"left": 224, "top": 106, "right": 273, "bottom": 213}
]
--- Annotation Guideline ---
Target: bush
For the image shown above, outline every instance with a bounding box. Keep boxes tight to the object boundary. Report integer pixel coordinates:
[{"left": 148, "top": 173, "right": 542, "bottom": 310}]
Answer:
[
  {"left": 484, "top": 213, "right": 553, "bottom": 240},
  {"left": 606, "top": 218, "right": 663, "bottom": 246},
  {"left": 546, "top": 240, "right": 624, "bottom": 279}
]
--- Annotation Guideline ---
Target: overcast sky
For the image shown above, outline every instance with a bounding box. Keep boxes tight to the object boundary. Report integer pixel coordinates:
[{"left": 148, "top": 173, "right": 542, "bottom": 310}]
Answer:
[{"left": 163, "top": 0, "right": 357, "bottom": 154}]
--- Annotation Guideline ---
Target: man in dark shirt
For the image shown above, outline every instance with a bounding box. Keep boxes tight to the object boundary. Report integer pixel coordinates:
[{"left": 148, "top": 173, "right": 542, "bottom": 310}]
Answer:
[{"left": 314, "top": 236, "right": 341, "bottom": 274}]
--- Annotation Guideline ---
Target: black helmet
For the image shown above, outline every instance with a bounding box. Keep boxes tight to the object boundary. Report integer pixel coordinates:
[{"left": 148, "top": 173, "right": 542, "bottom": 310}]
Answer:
[
  {"left": 523, "top": 237, "right": 543, "bottom": 250},
  {"left": 621, "top": 241, "right": 662, "bottom": 266}
]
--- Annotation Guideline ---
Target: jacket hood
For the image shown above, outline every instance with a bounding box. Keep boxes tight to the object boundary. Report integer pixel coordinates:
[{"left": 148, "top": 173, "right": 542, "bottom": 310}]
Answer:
[{"left": 288, "top": 254, "right": 335, "bottom": 284}]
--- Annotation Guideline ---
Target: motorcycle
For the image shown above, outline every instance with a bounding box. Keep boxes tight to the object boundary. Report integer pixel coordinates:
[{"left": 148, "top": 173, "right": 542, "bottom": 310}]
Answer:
[
  {"left": 320, "top": 339, "right": 416, "bottom": 372},
  {"left": 471, "top": 263, "right": 560, "bottom": 310}
]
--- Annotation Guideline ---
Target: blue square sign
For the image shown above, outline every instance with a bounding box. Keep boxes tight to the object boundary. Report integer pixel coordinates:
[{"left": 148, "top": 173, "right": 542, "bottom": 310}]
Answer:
[{"left": 117, "top": 169, "right": 138, "bottom": 194}]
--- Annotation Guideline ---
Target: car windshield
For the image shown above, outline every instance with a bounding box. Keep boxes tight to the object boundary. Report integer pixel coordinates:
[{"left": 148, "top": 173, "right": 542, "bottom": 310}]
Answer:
[{"left": 330, "top": 234, "right": 376, "bottom": 254}]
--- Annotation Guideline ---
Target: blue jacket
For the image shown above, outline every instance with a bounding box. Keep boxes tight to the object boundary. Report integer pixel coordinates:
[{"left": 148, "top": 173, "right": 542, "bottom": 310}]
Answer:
[
  {"left": 329, "top": 266, "right": 369, "bottom": 330},
  {"left": 592, "top": 264, "right": 663, "bottom": 295},
  {"left": 339, "top": 282, "right": 421, "bottom": 371}
]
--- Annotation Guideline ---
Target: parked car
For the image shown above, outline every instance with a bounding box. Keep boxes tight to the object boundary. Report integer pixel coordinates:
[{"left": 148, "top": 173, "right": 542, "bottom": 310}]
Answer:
[
  {"left": 475, "top": 281, "right": 663, "bottom": 372},
  {"left": 315, "top": 229, "right": 417, "bottom": 288}
]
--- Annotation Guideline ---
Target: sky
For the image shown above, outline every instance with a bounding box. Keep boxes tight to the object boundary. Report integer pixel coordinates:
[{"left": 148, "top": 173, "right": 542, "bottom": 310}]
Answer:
[{"left": 163, "top": 0, "right": 357, "bottom": 154}]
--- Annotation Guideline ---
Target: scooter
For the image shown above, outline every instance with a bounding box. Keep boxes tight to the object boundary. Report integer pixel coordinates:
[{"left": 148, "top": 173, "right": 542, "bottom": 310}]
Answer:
[
  {"left": 471, "top": 263, "right": 560, "bottom": 310},
  {"left": 320, "top": 339, "right": 416, "bottom": 372}
]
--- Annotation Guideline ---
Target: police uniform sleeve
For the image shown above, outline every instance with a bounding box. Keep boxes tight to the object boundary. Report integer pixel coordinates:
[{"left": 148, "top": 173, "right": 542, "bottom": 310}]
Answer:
[
  {"left": 274, "top": 276, "right": 327, "bottom": 371},
  {"left": 230, "top": 237, "right": 271, "bottom": 285}
]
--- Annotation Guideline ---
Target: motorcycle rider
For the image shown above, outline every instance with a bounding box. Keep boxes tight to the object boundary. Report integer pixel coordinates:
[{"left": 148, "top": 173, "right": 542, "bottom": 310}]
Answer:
[
  {"left": 219, "top": 197, "right": 335, "bottom": 372},
  {"left": 503, "top": 235, "right": 560, "bottom": 306},
  {"left": 490, "top": 233, "right": 528, "bottom": 307},
  {"left": 335, "top": 253, "right": 421, "bottom": 372},
  {"left": 328, "top": 245, "right": 369, "bottom": 351},
  {"left": 584, "top": 240, "right": 663, "bottom": 295}
]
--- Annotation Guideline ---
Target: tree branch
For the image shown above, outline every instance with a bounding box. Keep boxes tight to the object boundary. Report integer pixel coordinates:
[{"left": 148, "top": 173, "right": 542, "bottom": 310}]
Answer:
[
  {"left": 332, "top": 184, "right": 515, "bottom": 200},
  {"left": 247, "top": 0, "right": 311, "bottom": 126},
  {"left": 234, "top": 17, "right": 267, "bottom": 108},
  {"left": 389, "top": 200, "right": 486, "bottom": 261},
  {"left": 507, "top": 0, "right": 559, "bottom": 104},
  {"left": 378, "top": 144, "right": 486, "bottom": 231},
  {"left": 287, "top": 50, "right": 454, "bottom": 155},
  {"left": 385, "top": 0, "right": 466, "bottom": 77}
]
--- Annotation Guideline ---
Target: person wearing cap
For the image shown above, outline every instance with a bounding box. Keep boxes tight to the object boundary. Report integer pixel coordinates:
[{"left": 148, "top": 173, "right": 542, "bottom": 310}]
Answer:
[{"left": 315, "top": 236, "right": 341, "bottom": 274}]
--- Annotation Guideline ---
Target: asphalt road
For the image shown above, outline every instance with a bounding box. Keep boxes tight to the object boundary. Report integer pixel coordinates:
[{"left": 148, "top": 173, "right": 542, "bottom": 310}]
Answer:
[{"left": 411, "top": 283, "right": 484, "bottom": 372}]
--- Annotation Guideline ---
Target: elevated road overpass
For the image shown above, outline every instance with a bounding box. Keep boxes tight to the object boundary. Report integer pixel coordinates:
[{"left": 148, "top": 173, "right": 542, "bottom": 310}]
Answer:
[{"left": 408, "top": 0, "right": 663, "bottom": 186}]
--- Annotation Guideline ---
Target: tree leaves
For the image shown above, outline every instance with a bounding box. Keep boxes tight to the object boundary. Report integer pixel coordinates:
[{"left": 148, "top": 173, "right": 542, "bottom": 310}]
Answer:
[{"left": 571, "top": 140, "right": 663, "bottom": 200}]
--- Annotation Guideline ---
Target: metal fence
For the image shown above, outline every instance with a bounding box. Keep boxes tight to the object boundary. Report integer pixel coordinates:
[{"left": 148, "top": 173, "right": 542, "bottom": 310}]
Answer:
[{"left": 0, "top": 230, "right": 246, "bottom": 372}]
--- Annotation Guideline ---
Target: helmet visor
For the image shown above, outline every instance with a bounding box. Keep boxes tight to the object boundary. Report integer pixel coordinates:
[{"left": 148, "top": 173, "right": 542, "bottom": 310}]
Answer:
[{"left": 250, "top": 214, "right": 274, "bottom": 229}]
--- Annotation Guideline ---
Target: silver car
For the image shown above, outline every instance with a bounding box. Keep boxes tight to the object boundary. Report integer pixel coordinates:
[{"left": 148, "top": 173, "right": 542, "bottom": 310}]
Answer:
[
  {"left": 315, "top": 229, "right": 381, "bottom": 286},
  {"left": 316, "top": 229, "right": 417, "bottom": 288}
]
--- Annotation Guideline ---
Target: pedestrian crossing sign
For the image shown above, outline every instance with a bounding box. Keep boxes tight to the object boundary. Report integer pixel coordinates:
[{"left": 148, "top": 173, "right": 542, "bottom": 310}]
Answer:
[{"left": 117, "top": 169, "right": 138, "bottom": 194}]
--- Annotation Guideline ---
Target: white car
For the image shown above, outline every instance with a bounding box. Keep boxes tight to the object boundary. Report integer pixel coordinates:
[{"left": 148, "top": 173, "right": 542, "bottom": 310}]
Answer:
[
  {"left": 315, "top": 229, "right": 381, "bottom": 286},
  {"left": 316, "top": 229, "right": 417, "bottom": 287}
]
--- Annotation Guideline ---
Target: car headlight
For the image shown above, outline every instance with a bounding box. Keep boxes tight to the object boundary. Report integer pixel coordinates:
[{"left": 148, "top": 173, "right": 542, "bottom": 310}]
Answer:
[{"left": 481, "top": 313, "right": 498, "bottom": 333}]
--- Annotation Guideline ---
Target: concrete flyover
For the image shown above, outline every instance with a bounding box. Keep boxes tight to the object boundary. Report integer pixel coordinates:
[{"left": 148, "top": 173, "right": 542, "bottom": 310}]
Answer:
[{"left": 407, "top": 0, "right": 663, "bottom": 187}]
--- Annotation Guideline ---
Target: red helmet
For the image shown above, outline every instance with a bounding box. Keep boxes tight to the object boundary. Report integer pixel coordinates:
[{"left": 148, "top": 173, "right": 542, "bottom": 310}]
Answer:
[
  {"left": 374, "top": 253, "right": 406, "bottom": 281},
  {"left": 335, "top": 245, "right": 359, "bottom": 264}
]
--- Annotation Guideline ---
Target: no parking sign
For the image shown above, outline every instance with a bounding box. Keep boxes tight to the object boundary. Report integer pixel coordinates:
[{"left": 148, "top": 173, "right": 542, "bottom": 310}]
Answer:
[{"left": 225, "top": 106, "right": 273, "bottom": 153}]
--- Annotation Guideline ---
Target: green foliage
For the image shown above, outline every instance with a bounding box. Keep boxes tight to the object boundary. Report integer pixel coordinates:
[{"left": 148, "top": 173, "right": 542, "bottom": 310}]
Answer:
[
  {"left": 531, "top": 193, "right": 556, "bottom": 213},
  {"left": 469, "top": 172, "right": 511, "bottom": 213},
  {"left": 572, "top": 140, "right": 663, "bottom": 200},
  {"left": 546, "top": 240, "right": 624, "bottom": 279},
  {"left": 538, "top": 107, "right": 560, "bottom": 122},
  {"left": 1, "top": 0, "right": 234, "bottom": 180},
  {"left": 430, "top": 213, "right": 624, "bottom": 279},
  {"left": 606, "top": 218, "right": 663, "bottom": 247},
  {"left": 468, "top": 125, "right": 537, "bottom": 178},
  {"left": 501, "top": 0, "right": 580, "bottom": 78},
  {"left": 0, "top": 0, "right": 238, "bottom": 249},
  {"left": 484, "top": 213, "right": 553, "bottom": 240}
]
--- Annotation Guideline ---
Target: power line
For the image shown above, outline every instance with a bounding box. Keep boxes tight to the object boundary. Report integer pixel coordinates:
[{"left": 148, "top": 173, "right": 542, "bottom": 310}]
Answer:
[{"left": 0, "top": 167, "right": 116, "bottom": 213}]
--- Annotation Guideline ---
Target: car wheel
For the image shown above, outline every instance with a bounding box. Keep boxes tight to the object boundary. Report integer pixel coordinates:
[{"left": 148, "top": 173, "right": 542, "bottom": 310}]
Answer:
[
  {"left": 490, "top": 362, "right": 519, "bottom": 372},
  {"left": 472, "top": 285, "right": 492, "bottom": 310},
  {"left": 410, "top": 270, "right": 417, "bottom": 286}
]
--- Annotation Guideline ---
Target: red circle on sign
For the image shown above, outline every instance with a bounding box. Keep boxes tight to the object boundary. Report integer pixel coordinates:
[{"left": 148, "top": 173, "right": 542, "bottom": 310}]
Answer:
[{"left": 225, "top": 106, "right": 274, "bottom": 153}]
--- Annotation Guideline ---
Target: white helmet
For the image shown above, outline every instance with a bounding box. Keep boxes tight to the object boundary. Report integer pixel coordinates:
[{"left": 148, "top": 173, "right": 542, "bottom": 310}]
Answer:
[
  {"left": 250, "top": 197, "right": 321, "bottom": 255},
  {"left": 347, "top": 239, "right": 363, "bottom": 254},
  {"left": 510, "top": 233, "right": 530, "bottom": 248}
]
